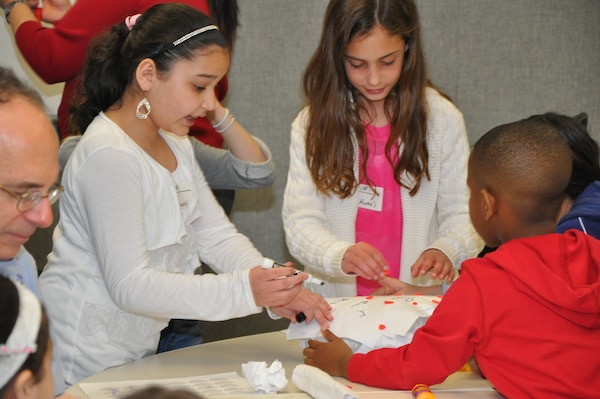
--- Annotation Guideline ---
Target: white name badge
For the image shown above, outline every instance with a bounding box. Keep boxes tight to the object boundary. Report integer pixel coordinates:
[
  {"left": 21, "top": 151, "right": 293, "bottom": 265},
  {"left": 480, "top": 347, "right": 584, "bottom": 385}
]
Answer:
[
  {"left": 175, "top": 182, "right": 194, "bottom": 208},
  {"left": 357, "top": 184, "right": 383, "bottom": 212}
]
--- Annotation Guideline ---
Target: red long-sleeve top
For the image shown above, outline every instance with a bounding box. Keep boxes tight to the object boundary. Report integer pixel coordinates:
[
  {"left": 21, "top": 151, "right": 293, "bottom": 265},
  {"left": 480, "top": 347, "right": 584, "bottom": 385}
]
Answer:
[
  {"left": 15, "top": 0, "right": 226, "bottom": 147},
  {"left": 347, "top": 230, "right": 600, "bottom": 398}
]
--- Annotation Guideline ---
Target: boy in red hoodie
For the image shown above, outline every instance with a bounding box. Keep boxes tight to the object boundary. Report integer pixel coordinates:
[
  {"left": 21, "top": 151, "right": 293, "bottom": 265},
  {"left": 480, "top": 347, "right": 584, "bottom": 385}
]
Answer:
[{"left": 302, "top": 115, "right": 600, "bottom": 398}]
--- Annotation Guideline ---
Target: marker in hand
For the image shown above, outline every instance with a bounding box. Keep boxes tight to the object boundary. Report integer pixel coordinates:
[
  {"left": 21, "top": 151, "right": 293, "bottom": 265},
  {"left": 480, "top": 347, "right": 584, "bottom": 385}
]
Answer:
[
  {"left": 262, "top": 257, "right": 325, "bottom": 324},
  {"left": 261, "top": 258, "right": 326, "bottom": 286}
]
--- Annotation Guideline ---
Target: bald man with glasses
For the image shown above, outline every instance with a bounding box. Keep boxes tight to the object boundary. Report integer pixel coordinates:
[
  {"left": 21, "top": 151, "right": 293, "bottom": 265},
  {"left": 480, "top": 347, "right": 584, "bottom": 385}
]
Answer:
[
  {"left": 0, "top": 66, "right": 61, "bottom": 296},
  {"left": 0, "top": 66, "right": 73, "bottom": 396}
]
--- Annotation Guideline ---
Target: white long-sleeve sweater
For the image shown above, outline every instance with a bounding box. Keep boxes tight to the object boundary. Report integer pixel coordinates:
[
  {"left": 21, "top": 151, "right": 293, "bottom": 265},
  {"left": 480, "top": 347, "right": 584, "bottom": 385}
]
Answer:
[
  {"left": 283, "top": 88, "right": 483, "bottom": 297},
  {"left": 40, "top": 113, "right": 264, "bottom": 385}
]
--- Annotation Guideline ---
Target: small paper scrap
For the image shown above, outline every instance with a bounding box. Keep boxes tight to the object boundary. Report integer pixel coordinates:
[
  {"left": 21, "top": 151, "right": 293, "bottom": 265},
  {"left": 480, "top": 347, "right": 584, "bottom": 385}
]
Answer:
[{"left": 241, "top": 359, "right": 288, "bottom": 393}]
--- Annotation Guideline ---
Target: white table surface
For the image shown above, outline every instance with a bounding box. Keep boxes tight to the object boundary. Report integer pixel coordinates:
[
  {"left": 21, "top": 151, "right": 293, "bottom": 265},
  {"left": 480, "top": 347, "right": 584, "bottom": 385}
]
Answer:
[{"left": 67, "top": 330, "right": 503, "bottom": 399}]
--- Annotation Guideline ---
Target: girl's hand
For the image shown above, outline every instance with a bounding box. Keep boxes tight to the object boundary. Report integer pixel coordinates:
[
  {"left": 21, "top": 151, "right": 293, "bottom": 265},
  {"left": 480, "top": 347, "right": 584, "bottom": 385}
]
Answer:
[
  {"left": 248, "top": 265, "right": 306, "bottom": 307},
  {"left": 270, "top": 288, "right": 333, "bottom": 330},
  {"left": 410, "top": 249, "right": 455, "bottom": 283},
  {"left": 206, "top": 101, "right": 267, "bottom": 163},
  {"left": 205, "top": 100, "right": 226, "bottom": 124},
  {"left": 303, "top": 329, "right": 352, "bottom": 377},
  {"left": 341, "top": 242, "right": 389, "bottom": 281}
]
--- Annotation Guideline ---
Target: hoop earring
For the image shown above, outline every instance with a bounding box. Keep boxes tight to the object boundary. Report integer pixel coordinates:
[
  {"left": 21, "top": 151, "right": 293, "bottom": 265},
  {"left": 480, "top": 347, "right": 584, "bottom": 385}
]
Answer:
[{"left": 136, "top": 97, "right": 151, "bottom": 120}]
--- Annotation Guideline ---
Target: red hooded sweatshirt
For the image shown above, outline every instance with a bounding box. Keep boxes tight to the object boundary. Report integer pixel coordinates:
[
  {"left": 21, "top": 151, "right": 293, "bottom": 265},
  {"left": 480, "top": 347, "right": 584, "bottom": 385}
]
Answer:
[{"left": 347, "top": 230, "right": 600, "bottom": 398}]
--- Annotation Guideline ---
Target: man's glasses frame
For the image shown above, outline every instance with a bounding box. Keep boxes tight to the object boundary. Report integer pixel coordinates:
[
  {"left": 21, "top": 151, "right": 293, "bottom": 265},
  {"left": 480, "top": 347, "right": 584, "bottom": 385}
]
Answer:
[{"left": 0, "top": 184, "right": 63, "bottom": 212}]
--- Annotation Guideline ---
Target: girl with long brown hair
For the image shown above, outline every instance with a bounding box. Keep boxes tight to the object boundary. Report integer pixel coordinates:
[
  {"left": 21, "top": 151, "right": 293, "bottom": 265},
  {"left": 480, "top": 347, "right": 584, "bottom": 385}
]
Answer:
[{"left": 283, "top": 0, "right": 482, "bottom": 297}]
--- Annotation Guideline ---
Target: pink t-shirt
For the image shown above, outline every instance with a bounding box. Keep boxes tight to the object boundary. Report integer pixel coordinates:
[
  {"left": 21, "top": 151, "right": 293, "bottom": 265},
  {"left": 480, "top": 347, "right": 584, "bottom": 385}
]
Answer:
[{"left": 355, "top": 124, "right": 403, "bottom": 295}]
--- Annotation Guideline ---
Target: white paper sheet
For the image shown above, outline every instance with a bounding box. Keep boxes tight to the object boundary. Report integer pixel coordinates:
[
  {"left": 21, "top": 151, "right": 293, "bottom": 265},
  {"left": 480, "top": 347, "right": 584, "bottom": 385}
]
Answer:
[{"left": 287, "top": 295, "right": 441, "bottom": 353}]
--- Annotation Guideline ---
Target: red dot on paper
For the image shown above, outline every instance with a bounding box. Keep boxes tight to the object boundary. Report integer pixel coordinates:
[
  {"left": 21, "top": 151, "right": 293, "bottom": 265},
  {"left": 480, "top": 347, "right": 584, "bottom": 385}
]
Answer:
[
  {"left": 366, "top": 295, "right": 374, "bottom": 300},
  {"left": 378, "top": 324, "right": 386, "bottom": 330},
  {"left": 412, "top": 302, "right": 418, "bottom": 305},
  {"left": 384, "top": 300, "right": 394, "bottom": 304},
  {"left": 432, "top": 299, "right": 440, "bottom": 304}
]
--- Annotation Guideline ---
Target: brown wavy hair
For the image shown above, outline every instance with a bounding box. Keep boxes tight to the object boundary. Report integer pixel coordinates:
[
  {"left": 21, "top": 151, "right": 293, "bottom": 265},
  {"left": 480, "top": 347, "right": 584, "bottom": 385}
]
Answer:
[{"left": 303, "top": 0, "right": 432, "bottom": 198}]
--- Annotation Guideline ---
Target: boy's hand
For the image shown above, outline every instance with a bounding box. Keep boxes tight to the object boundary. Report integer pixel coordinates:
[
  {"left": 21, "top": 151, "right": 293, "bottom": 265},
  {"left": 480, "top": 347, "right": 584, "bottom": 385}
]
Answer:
[
  {"left": 410, "top": 249, "right": 455, "bottom": 283},
  {"left": 303, "top": 329, "right": 352, "bottom": 377}
]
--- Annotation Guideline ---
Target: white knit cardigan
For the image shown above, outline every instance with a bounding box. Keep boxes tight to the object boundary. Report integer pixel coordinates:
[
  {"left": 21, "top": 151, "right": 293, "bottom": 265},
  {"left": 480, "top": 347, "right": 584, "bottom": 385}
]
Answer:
[{"left": 282, "top": 88, "right": 483, "bottom": 297}]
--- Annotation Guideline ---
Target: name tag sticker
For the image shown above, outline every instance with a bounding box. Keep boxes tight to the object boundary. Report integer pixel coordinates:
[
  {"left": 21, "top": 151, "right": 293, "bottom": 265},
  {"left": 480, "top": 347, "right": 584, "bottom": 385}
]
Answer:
[
  {"left": 175, "top": 182, "right": 194, "bottom": 208},
  {"left": 357, "top": 184, "right": 383, "bottom": 212}
]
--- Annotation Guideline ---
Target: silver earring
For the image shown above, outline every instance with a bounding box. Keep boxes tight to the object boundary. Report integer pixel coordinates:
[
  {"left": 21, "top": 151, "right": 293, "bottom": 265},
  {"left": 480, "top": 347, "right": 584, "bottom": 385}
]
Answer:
[
  {"left": 136, "top": 97, "right": 151, "bottom": 120},
  {"left": 348, "top": 88, "right": 354, "bottom": 104}
]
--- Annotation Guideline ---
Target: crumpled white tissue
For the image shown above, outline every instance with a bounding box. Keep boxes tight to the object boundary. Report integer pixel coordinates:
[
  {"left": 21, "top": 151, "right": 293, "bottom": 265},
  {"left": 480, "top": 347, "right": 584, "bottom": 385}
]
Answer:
[
  {"left": 292, "top": 364, "right": 360, "bottom": 399},
  {"left": 241, "top": 359, "right": 288, "bottom": 393}
]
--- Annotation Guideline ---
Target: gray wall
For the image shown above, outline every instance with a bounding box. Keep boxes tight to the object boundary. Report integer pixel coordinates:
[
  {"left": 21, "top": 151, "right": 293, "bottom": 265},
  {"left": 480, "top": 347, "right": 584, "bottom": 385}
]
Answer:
[
  {"left": 227, "top": 0, "right": 600, "bottom": 267},
  {"left": 14, "top": 1, "right": 600, "bottom": 341}
]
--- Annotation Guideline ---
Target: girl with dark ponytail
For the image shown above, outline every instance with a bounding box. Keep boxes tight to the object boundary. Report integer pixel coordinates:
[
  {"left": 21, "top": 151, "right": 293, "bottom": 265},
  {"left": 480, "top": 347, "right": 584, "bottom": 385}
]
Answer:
[
  {"left": 39, "top": 3, "right": 332, "bottom": 386},
  {"left": 71, "top": 4, "right": 229, "bottom": 135}
]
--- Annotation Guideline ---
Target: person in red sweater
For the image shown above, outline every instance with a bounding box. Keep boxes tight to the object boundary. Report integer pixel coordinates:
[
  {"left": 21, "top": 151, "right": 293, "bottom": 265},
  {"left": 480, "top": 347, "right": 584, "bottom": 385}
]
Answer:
[{"left": 302, "top": 115, "right": 600, "bottom": 398}]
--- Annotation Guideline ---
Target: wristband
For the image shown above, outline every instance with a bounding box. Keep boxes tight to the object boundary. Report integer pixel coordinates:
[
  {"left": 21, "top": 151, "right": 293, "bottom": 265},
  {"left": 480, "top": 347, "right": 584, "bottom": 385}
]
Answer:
[
  {"left": 210, "top": 108, "right": 230, "bottom": 129},
  {"left": 214, "top": 115, "right": 235, "bottom": 134},
  {"left": 4, "top": 0, "right": 26, "bottom": 23}
]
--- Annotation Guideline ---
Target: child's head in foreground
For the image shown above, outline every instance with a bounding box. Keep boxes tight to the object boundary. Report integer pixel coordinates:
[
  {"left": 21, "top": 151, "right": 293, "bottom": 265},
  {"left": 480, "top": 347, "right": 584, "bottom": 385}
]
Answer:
[
  {"left": 123, "top": 386, "right": 205, "bottom": 399},
  {"left": 468, "top": 113, "right": 572, "bottom": 248},
  {"left": 0, "top": 276, "right": 53, "bottom": 399}
]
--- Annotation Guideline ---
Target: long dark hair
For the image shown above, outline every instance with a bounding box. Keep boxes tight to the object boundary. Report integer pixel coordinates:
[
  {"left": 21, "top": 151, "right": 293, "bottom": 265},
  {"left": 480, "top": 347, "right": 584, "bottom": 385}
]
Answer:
[
  {"left": 69, "top": 3, "right": 229, "bottom": 135},
  {"left": 303, "top": 0, "right": 431, "bottom": 198},
  {"left": 208, "top": 0, "right": 239, "bottom": 48},
  {"left": 527, "top": 112, "right": 600, "bottom": 200}
]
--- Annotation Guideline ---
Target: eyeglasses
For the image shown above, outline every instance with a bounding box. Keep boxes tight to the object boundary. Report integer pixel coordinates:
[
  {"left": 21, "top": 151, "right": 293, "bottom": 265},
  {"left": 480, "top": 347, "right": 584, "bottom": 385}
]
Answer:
[{"left": 0, "top": 184, "right": 64, "bottom": 212}]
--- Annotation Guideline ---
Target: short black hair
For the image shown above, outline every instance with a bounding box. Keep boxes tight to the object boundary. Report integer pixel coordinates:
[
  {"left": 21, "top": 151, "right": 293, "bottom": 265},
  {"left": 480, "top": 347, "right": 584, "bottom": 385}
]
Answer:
[{"left": 471, "top": 115, "right": 572, "bottom": 224}]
